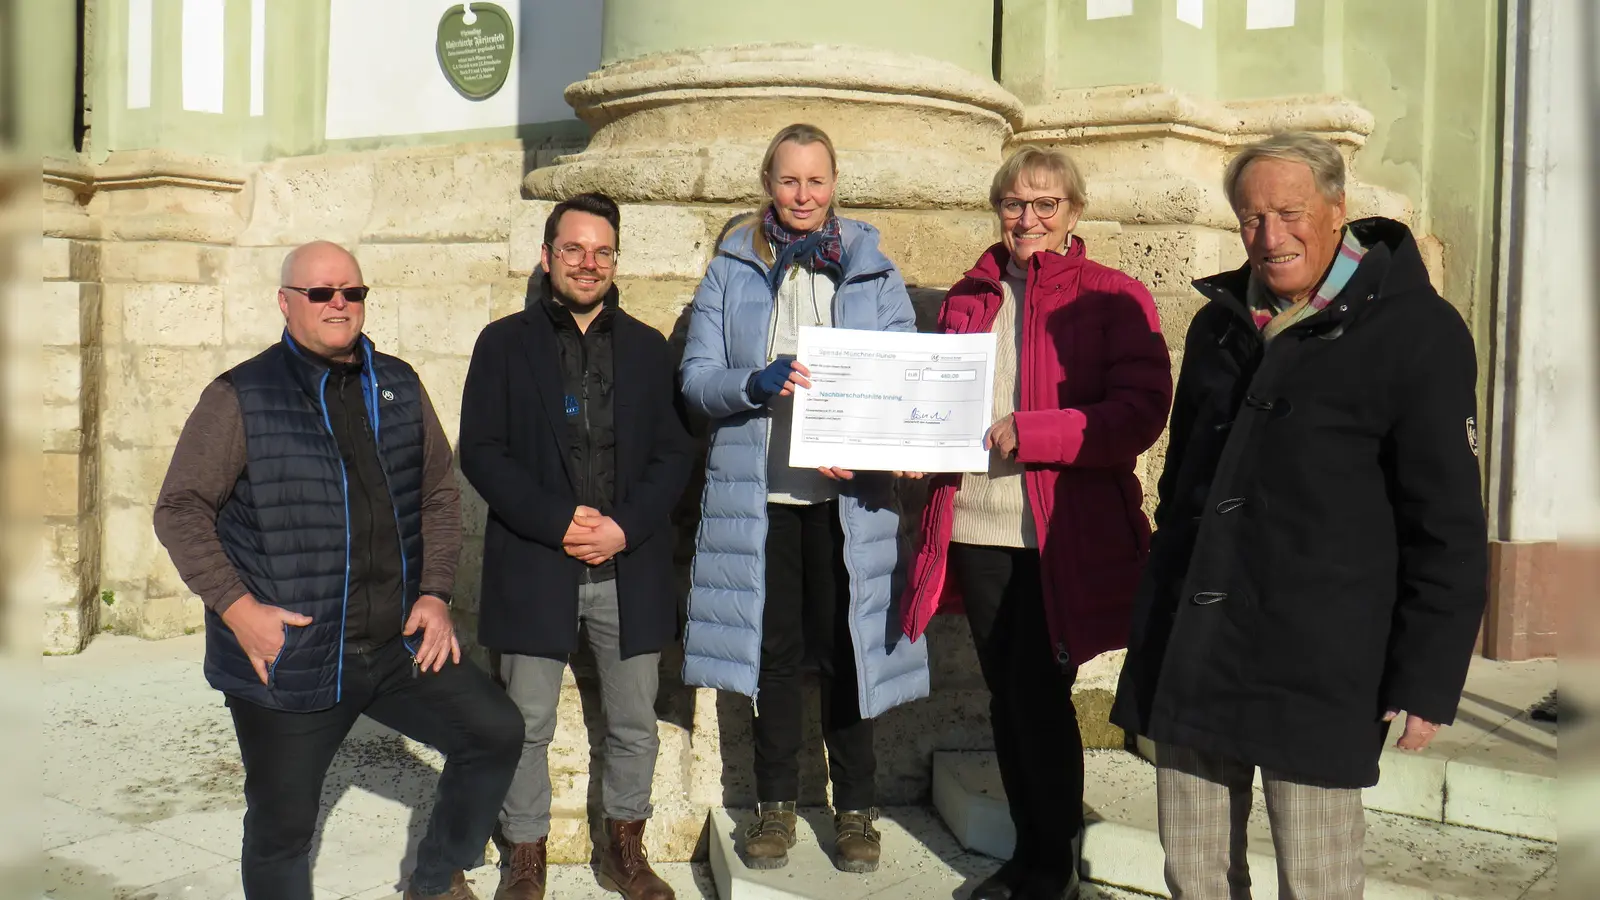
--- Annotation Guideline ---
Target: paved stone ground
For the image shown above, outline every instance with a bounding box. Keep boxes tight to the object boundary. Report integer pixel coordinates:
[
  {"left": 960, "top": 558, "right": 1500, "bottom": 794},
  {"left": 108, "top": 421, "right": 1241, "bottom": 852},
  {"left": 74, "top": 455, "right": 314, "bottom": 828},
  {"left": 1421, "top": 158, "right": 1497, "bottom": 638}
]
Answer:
[
  {"left": 46, "top": 635, "right": 1132, "bottom": 900},
  {"left": 42, "top": 634, "right": 722, "bottom": 899}
]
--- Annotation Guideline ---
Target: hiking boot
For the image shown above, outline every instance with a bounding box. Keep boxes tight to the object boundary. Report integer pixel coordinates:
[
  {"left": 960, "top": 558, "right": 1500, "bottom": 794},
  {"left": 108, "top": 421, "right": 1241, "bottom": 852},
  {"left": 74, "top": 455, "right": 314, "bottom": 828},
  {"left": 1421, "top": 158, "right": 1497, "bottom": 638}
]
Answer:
[
  {"left": 598, "top": 818, "right": 675, "bottom": 900},
  {"left": 742, "top": 801, "right": 798, "bottom": 870},
  {"left": 832, "top": 808, "right": 881, "bottom": 874},
  {"left": 493, "top": 838, "right": 547, "bottom": 900},
  {"left": 406, "top": 870, "right": 479, "bottom": 900}
]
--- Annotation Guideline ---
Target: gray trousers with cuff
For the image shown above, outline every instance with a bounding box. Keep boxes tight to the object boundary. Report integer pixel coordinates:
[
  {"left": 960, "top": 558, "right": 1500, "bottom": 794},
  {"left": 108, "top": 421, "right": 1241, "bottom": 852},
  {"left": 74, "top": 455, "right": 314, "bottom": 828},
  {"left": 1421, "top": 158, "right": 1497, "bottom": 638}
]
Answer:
[{"left": 498, "top": 579, "right": 661, "bottom": 843}]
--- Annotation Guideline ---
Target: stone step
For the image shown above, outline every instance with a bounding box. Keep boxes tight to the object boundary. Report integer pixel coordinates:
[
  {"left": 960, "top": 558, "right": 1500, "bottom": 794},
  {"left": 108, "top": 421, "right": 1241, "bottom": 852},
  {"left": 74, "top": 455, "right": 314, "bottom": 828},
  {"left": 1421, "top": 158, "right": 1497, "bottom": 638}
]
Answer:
[
  {"left": 934, "top": 750, "right": 1557, "bottom": 900},
  {"left": 1359, "top": 657, "right": 1557, "bottom": 841},
  {"left": 705, "top": 806, "right": 1152, "bottom": 900}
]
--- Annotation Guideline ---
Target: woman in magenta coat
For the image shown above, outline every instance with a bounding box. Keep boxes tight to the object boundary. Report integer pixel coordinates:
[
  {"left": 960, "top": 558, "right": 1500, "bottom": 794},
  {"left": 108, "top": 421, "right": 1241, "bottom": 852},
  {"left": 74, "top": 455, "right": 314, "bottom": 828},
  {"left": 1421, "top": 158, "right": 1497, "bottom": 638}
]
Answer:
[{"left": 901, "top": 146, "right": 1173, "bottom": 900}]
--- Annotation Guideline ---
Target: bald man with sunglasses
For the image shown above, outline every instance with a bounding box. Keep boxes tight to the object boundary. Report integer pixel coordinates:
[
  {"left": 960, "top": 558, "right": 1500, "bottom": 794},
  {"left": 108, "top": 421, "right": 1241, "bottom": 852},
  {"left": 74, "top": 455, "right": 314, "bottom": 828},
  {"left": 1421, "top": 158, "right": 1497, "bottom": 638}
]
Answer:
[{"left": 154, "top": 240, "right": 523, "bottom": 900}]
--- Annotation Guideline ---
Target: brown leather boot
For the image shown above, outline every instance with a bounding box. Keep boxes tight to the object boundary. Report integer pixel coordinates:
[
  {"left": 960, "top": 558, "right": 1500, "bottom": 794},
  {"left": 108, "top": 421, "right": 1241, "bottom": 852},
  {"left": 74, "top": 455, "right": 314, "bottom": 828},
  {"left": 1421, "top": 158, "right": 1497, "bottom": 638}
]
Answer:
[
  {"left": 493, "top": 838, "right": 547, "bottom": 900},
  {"left": 832, "top": 808, "right": 881, "bottom": 874},
  {"left": 405, "top": 871, "right": 480, "bottom": 900},
  {"left": 741, "top": 801, "right": 798, "bottom": 869},
  {"left": 598, "top": 818, "right": 675, "bottom": 900}
]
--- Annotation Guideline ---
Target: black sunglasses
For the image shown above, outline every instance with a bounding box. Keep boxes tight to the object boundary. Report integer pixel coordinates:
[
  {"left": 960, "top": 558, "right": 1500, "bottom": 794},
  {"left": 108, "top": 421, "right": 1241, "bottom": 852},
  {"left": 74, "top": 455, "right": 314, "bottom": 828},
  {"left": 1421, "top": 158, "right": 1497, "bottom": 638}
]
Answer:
[{"left": 284, "top": 285, "right": 370, "bottom": 304}]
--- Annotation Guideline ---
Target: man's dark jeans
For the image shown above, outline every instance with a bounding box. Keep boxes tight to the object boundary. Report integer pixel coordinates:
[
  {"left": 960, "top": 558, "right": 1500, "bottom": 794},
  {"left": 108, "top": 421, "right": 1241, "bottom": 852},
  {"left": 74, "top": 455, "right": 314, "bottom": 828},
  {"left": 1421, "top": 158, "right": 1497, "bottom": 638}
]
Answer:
[{"left": 227, "top": 637, "right": 523, "bottom": 898}]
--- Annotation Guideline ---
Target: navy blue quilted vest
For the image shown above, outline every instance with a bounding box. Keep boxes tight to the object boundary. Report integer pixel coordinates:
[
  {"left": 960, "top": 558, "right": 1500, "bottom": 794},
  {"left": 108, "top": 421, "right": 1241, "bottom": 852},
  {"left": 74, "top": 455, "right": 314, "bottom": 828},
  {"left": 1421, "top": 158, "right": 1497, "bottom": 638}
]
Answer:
[{"left": 204, "top": 332, "right": 426, "bottom": 711}]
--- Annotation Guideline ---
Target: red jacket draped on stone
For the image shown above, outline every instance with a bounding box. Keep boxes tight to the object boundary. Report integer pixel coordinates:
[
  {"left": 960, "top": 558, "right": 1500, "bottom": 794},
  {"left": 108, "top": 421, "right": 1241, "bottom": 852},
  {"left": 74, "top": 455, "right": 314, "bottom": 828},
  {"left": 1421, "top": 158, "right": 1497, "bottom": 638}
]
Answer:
[{"left": 901, "top": 237, "right": 1174, "bottom": 667}]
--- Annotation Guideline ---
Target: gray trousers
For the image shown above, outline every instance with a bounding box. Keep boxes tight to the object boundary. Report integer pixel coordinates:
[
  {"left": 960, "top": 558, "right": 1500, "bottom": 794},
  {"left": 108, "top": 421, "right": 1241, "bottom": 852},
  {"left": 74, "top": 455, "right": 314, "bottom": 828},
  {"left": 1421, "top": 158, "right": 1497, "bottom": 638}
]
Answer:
[
  {"left": 498, "top": 579, "right": 661, "bottom": 843},
  {"left": 1156, "top": 743, "right": 1366, "bottom": 900}
]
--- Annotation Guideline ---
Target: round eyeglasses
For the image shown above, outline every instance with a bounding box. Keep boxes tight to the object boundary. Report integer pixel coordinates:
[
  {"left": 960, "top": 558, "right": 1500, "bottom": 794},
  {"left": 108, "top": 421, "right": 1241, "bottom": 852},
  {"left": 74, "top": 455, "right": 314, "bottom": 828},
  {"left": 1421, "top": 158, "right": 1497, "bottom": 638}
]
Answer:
[
  {"left": 547, "top": 244, "right": 618, "bottom": 270},
  {"left": 998, "top": 197, "right": 1067, "bottom": 220}
]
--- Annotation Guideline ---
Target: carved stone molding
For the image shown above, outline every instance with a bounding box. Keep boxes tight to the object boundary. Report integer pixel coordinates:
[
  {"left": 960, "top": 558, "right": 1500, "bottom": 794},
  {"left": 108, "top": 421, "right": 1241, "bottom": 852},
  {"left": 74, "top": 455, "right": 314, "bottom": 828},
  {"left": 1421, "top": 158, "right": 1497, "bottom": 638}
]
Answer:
[
  {"left": 527, "top": 43, "right": 1024, "bottom": 210},
  {"left": 1011, "top": 85, "right": 1413, "bottom": 229},
  {"left": 45, "top": 151, "right": 249, "bottom": 244}
]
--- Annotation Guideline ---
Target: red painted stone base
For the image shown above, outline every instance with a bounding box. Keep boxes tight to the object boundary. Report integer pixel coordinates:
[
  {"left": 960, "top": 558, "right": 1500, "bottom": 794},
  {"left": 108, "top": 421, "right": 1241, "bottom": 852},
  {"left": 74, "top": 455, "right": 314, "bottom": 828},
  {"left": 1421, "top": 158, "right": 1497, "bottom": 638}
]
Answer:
[{"left": 1479, "top": 540, "right": 1559, "bottom": 660}]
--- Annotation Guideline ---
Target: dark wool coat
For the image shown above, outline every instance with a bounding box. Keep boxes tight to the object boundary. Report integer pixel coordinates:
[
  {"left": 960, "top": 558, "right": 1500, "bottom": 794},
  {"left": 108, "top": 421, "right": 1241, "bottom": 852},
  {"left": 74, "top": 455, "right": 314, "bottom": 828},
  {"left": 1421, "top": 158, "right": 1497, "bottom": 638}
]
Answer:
[
  {"left": 1111, "top": 217, "right": 1489, "bottom": 788},
  {"left": 460, "top": 286, "right": 694, "bottom": 660}
]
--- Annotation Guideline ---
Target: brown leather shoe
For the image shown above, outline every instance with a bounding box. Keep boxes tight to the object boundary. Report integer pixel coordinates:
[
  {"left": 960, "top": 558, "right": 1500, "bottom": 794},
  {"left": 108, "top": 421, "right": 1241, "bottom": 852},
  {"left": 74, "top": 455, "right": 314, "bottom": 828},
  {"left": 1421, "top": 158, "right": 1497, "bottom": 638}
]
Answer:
[
  {"left": 405, "top": 870, "right": 480, "bottom": 900},
  {"left": 832, "top": 808, "right": 881, "bottom": 874},
  {"left": 598, "top": 818, "right": 675, "bottom": 900},
  {"left": 741, "top": 801, "right": 798, "bottom": 869},
  {"left": 494, "top": 838, "right": 547, "bottom": 900}
]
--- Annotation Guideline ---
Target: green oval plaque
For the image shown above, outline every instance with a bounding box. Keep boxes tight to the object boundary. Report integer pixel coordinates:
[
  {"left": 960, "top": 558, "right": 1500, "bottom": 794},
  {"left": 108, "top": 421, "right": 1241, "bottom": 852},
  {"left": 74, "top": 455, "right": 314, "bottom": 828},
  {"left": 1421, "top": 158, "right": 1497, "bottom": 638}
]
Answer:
[{"left": 436, "top": 2, "right": 515, "bottom": 100}]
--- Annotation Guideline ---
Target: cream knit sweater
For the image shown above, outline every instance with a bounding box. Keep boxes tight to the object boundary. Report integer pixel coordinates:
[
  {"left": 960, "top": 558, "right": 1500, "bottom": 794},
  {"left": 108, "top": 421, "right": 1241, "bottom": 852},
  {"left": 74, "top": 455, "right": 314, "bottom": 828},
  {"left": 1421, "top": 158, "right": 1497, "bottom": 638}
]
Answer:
[{"left": 951, "top": 264, "right": 1037, "bottom": 548}]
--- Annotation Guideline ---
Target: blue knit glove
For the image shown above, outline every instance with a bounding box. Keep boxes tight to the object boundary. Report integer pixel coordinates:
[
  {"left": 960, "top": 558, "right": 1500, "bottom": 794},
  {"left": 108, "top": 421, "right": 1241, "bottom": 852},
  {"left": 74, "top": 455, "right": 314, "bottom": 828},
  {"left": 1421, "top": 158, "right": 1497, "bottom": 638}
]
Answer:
[{"left": 747, "top": 357, "right": 796, "bottom": 405}]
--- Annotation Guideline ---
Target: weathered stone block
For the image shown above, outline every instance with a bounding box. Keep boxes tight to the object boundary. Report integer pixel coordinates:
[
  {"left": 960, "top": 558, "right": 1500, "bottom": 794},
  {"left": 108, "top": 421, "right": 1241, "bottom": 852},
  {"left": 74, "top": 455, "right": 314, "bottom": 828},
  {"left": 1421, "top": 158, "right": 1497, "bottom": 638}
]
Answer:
[
  {"left": 70, "top": 240, "right": 103, "bottom": 284},
  {"left": 40, "top": 553, "right": 82, "bottom": 617},
  {"left": 117, "top": 284, "right": 227, "bottom": 347},
  {"left": 689, "top": 687, "right": 757, "bottom": 810},
  {"left": 43, "top": 346, "right": 83, "bottom": 407},
  {"left": 43, "top": 607, "right": 91, "bottom": 655},
  {"left": 612, "top": 278, "right": 698, "bottom": 338},
  {"left": 99, "top": 503, "right": 158, "bottom": 592},
  {"left": 44, "top": 403, "right": 84, "bottom": 454},
  {"left": 1076, "top": 220, "right": 1126, "bottom": 267},
  {"left": 366, "top": 148, "right": 523, "bottom": 243},
  {"left": 1118, "top": 227, "right": 1228, "bottom": 294},
  {"left": 396, "top": 286, "right": 493, "bottom": 357},
  {"left": 41, "top": 282, "right": 82, "bottom": 346},
  {"left": 614, "top": 205, "right": 714, "bottom": 279},
  {"left": 99, "top": 444, "right": 176, "bottom": 506},
  {"left": 849, "top": 209, "right": 999, "bottom": 287},
  {"left": 222, "top": 284, "right": 288, "bottom": 351},
  {"left": 101, "top": 346, "right": 226, "bottom": 450},
  {"left": 926, "top": 615, "right": 985, "bottom": 692},
  {"left": 452, "top": 538, "right": 484, "bottom": 616},
  {"left": 99, "top": 241, "right": 227, "bottom": 285},
  {"left": 358, "top": 243, "right": 509, "bottom": 287},
  {"left": 358, "top": 294, "right": 402, "bottom": 355},
  {"left": 42, "top": 237, "right": 71, "bottom": 280},
  {"left": 225, "top": 245, "right": 294, "bottom": 286},
  {"left": 412, "top": 356, "right": 474, "bottom": 438},
  {"left": 107, "top": 589, "right": 205, "bottom": 640},
  {"left": 457, "top": 468, "right": 488, "bottom": 533},
  {"left": 489, "top": 277, "right": 535, "bottom": 321},
  {"left": 43, "top": 452, "right": 80, "bottom": 519},
  {"left": 237, "top": 156, "right": 376, "bottom": 247},
  {"left": 1151, "top": 290, "right": 1210, "bottom": 353},
  {"left": 100, "top": 192, "right": 246, "bottom": 245},
  {"left": 508, "top": 201, "right": 559, "bottom": 275},
  {"left": 144, "top": 545, "right": 199, "bottom": 603}
]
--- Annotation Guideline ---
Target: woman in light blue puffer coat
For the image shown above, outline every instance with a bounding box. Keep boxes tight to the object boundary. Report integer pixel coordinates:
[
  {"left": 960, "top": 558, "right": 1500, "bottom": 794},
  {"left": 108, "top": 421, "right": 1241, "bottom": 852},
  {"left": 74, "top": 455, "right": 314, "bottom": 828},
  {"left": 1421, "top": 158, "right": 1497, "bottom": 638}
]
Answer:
[{"left": 678, "top": 123, "right": 930, "bottom": 874}]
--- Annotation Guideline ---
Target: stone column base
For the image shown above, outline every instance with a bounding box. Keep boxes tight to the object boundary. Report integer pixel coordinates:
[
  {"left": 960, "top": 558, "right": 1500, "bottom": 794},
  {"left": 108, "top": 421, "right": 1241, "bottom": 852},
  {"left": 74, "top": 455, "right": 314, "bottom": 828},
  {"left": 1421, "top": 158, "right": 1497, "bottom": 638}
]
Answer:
[
  {"left": 527, "top": 43, "right": 1023, "bottom": 210},
  {"left": 1011, "top": 84, "right": 1415, "bottom": 229}
]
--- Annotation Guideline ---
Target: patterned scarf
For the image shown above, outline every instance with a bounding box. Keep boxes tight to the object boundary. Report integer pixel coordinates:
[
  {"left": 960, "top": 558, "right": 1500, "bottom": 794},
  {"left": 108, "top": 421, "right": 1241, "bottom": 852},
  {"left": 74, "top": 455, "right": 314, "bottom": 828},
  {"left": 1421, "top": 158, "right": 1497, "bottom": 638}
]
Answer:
[
  {"left": 1248, "top": 226, "right": 1367, "bottom": 342},
  {"left": 762, "top": 204, "right": 844, "bottom": 287}
]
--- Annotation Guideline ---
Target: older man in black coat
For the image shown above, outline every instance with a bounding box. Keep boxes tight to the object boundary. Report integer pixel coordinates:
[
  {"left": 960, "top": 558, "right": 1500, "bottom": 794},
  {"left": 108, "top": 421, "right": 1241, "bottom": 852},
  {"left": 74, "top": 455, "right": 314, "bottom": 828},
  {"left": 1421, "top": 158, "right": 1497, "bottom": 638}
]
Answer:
[
  {"left": 459, "top": 193, "right": 692, "bottom": 900},
  {"left": 1112, "top": 133, "right": 1488, "bottom": 900}
]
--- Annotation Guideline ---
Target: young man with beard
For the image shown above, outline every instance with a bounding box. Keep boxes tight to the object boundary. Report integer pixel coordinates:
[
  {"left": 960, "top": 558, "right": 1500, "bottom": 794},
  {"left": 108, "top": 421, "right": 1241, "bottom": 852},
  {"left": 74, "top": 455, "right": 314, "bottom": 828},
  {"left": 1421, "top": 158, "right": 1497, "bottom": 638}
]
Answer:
[{"left": 459, "top": 193, "right": 693, "bottom": 900}]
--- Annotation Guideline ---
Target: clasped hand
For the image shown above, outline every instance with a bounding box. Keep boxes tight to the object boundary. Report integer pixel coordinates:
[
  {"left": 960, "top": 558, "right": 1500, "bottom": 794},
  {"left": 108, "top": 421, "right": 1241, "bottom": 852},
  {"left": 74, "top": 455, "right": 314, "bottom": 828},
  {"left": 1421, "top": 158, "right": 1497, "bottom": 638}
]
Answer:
[{"left": 563, "top": 505, "right": 627, "bottom": 565}]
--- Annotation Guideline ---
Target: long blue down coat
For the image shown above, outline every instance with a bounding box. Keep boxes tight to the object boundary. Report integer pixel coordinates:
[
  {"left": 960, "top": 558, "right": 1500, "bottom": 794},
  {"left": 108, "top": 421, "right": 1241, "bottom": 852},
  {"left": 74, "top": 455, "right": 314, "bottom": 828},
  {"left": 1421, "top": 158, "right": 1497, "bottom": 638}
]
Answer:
[{"left": 679, "top": 215, "right": 931, "bottom": 719}]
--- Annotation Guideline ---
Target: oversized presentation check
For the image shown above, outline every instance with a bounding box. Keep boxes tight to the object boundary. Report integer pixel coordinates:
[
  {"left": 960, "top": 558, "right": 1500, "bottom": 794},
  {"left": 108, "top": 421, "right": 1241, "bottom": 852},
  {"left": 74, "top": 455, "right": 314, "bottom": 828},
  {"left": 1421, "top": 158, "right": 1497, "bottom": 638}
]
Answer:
[{"left": 789, "top": 326, "right": 997, "bottom": 473}]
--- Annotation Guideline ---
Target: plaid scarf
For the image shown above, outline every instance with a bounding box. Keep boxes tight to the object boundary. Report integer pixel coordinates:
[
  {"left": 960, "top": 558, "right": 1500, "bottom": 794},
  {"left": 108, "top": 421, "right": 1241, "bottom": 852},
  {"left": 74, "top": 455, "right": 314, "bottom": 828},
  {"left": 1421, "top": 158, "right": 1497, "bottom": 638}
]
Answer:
[
  {"left": 1248, "top": 226, "right": 1367, "bottom": 342},
  {"left": 762, "top": 204, "right": 844, "bottom": 286}
]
